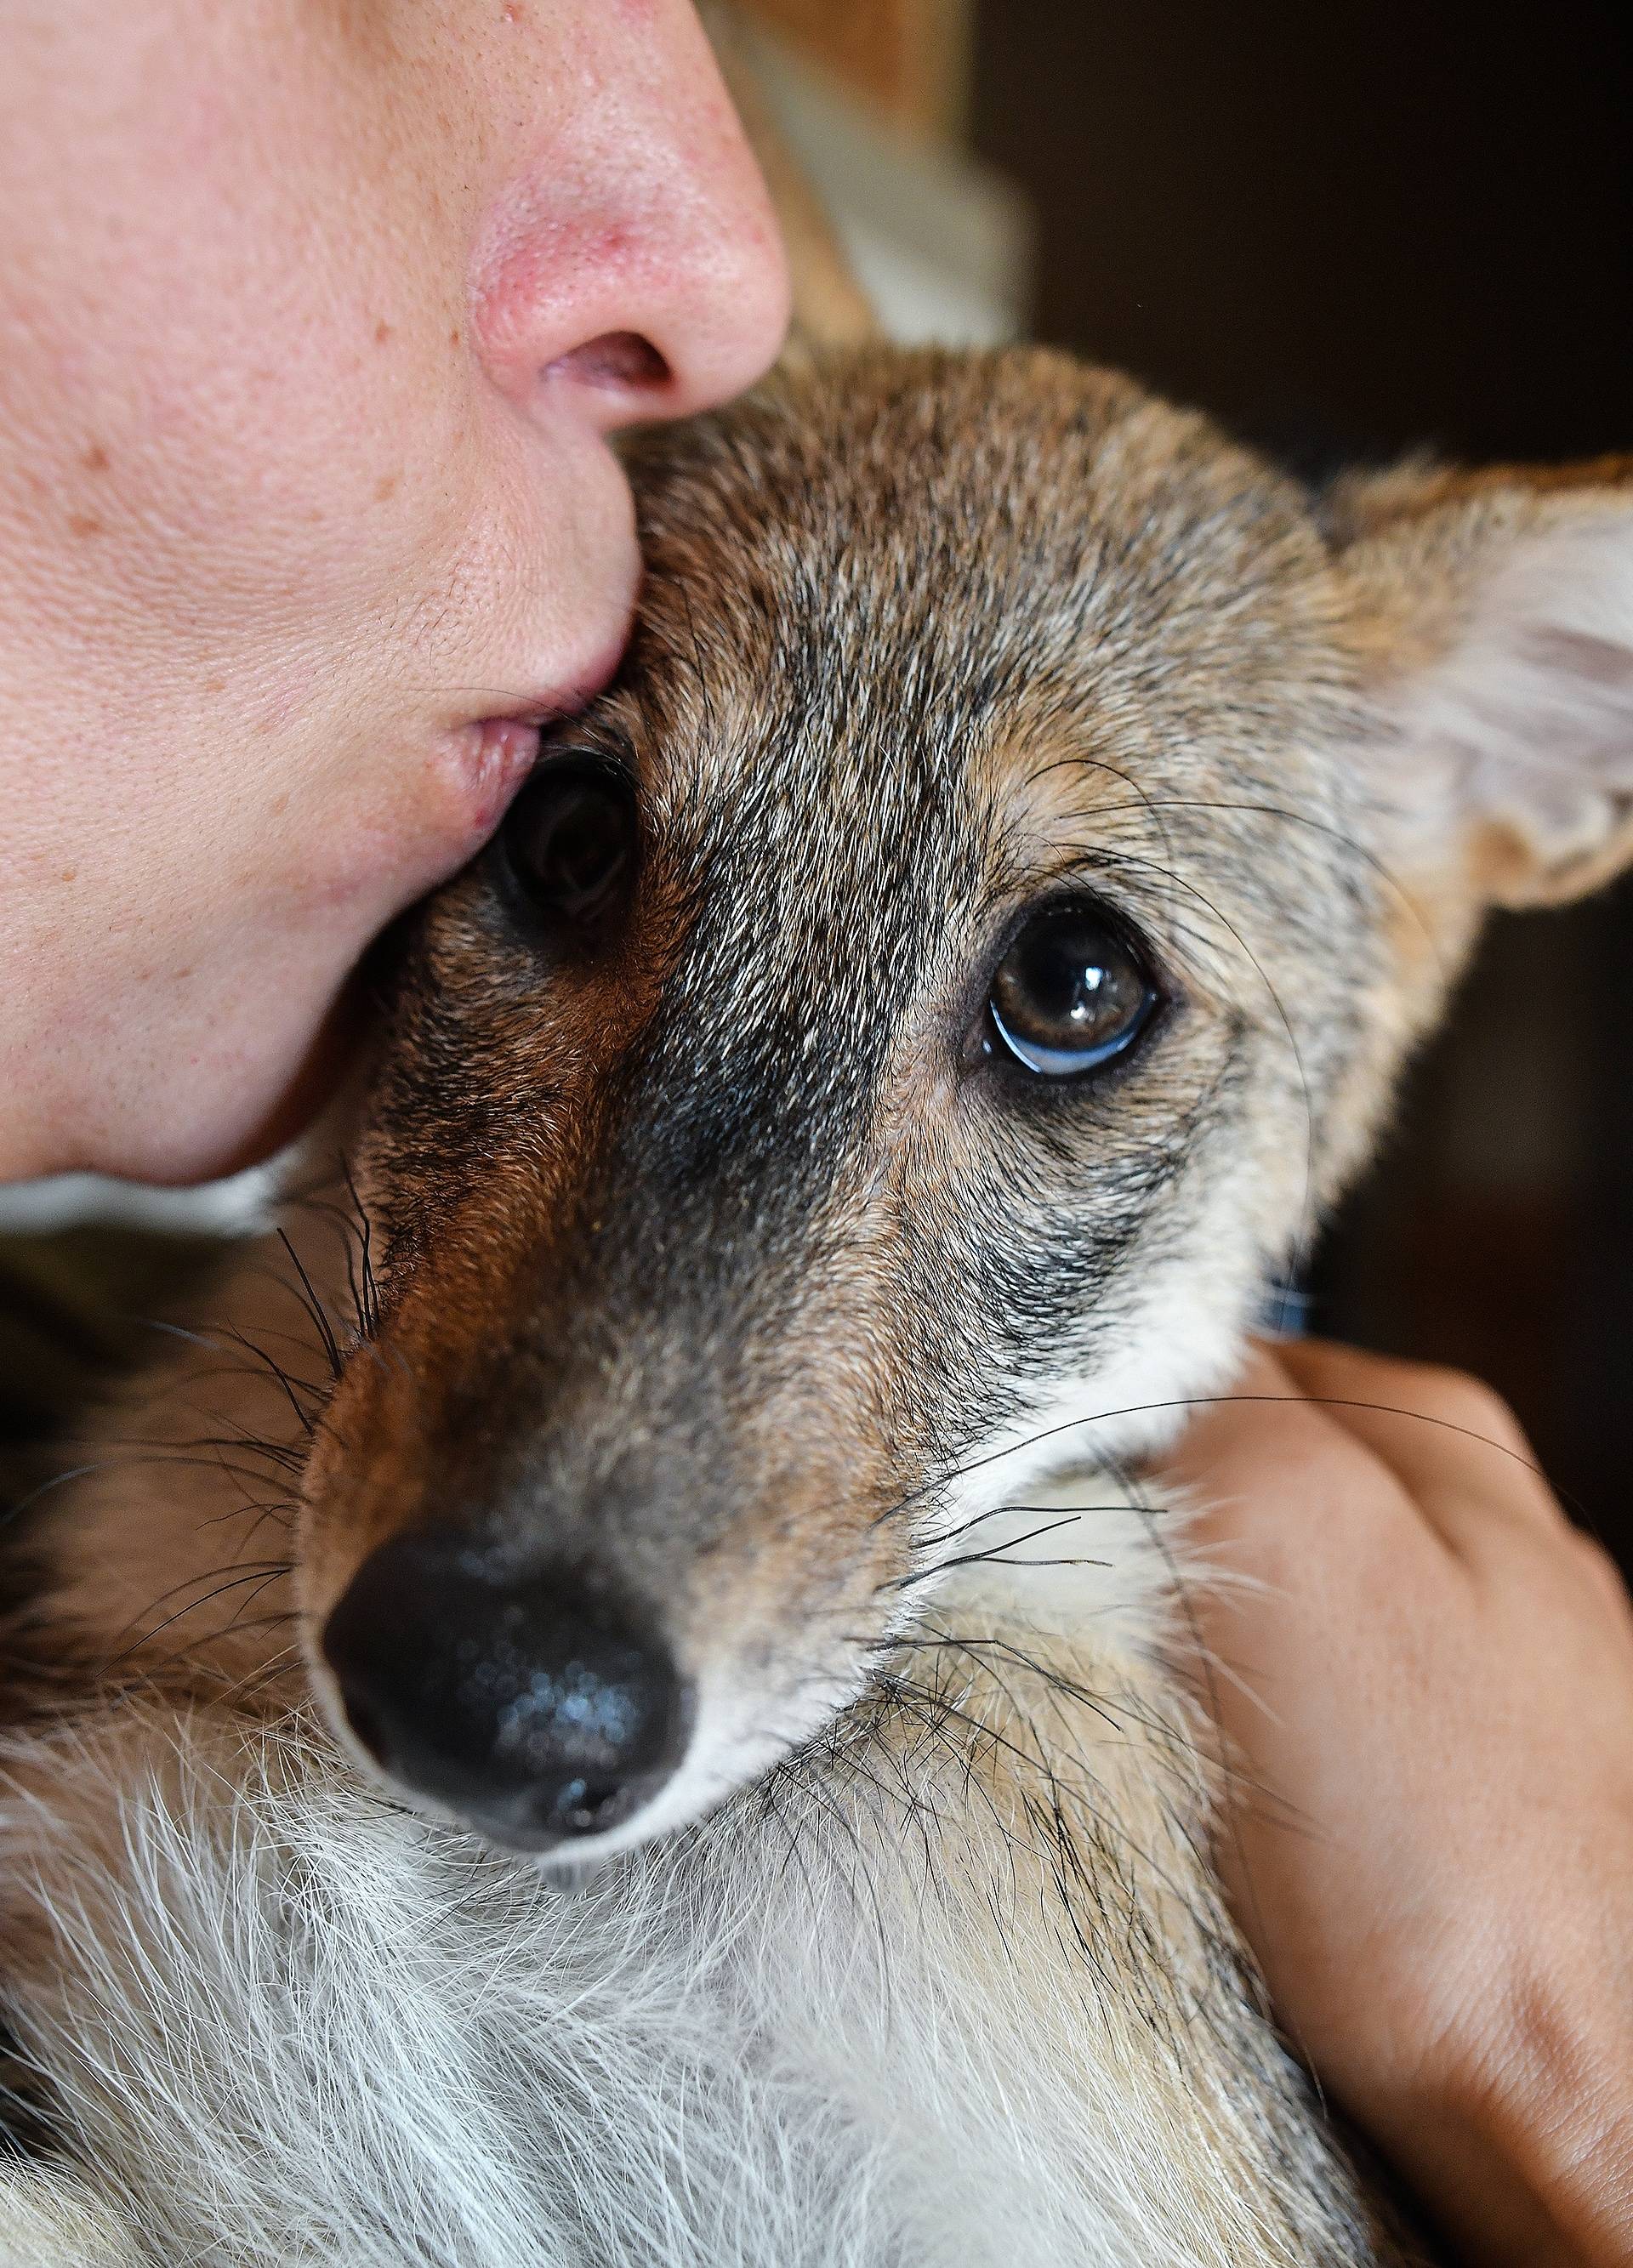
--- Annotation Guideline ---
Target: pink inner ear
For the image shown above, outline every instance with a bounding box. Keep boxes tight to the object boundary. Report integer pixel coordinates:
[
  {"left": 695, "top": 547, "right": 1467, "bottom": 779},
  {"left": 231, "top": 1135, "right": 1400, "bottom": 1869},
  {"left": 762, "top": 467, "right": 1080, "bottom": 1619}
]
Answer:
[{"left": 1381, "top": 509, "right": 1633, "bottom": 907}]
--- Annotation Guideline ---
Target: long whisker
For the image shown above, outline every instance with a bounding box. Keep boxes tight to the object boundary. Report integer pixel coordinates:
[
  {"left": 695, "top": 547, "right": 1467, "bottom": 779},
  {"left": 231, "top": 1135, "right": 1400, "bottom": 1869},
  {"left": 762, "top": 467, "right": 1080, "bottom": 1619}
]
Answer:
[
  {"left": 885, "top": 1514, "right": 1111, "bottom": 1591},
  {"left": 876, "top": 1389, "right": 1577, "bottom": 1529},
  {"left": 1074, "top": 792, "right": 1443, "bottom": 974},
  {"left": 105, "top": 1561, "right": 296, "bottom": 1665},
  {"left": 913, "top": 1497, "right": 1152, "bottom": 1555},
  {"left": 274, "top": 1229, "right": 346, "bottom": 1383}
]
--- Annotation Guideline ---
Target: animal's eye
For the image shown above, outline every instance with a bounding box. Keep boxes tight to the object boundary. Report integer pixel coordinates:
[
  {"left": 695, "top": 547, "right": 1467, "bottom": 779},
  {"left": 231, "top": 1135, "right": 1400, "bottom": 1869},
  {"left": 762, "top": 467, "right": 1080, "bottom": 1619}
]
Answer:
[
  {"left": 499, "top": 759, "right": 635, "bottom": 927},
  {"left": 985, "top": 901, "right": 1160, "bottom": 1077}
]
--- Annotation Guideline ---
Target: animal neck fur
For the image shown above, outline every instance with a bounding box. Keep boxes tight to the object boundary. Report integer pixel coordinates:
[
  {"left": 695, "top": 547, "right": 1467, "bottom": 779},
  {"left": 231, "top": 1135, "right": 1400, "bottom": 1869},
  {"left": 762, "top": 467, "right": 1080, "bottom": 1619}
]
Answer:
[{"left": 0, "top": 1317, "right": 1398, "bottom": 2265}]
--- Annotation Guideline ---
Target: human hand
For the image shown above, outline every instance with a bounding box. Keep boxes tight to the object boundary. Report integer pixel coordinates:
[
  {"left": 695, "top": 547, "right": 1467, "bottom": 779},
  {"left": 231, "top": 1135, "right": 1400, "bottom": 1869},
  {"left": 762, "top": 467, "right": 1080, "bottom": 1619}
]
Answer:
[{"left": 1160, "top": 1339, "right": 1633, "bottom": 2266}]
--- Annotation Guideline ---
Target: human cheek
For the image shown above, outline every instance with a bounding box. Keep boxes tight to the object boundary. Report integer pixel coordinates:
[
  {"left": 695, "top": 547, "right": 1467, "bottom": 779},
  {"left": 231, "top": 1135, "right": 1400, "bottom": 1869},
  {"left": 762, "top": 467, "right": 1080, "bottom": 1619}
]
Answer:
[{"left": 272, "top": 409, "right": 641, "bottom": 912}]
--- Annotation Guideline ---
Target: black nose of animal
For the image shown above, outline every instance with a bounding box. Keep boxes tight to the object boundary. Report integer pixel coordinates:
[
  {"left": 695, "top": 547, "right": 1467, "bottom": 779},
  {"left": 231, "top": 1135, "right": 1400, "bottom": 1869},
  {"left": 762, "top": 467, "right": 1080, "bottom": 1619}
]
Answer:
[{"left": 321, "top": 1530, "right": 687, "bottom": 1850}]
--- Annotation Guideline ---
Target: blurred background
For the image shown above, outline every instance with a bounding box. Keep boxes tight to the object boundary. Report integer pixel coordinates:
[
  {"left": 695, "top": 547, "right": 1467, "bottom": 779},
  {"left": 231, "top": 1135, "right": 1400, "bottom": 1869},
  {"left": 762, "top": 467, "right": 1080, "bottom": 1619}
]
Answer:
[
  {"left": 742, "top": 0, "right": 1633, "bottom": 1566},
  {"left": 5, "top": 3, "right": 1630, "bottom": 1575}
]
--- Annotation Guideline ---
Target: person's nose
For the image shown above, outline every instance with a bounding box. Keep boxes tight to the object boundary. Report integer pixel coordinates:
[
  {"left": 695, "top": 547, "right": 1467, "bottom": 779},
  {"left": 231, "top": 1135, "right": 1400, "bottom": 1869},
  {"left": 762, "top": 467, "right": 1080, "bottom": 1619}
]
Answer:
[{"left": 470, "top": 1, "right": 791, "bottom": 440}]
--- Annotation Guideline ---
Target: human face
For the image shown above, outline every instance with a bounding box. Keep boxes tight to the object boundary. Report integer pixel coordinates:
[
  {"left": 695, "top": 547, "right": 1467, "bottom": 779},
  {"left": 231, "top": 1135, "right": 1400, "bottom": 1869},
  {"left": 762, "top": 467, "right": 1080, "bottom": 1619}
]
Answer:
[{"left": 0, "top": 0, "right": 788, "bottom": 1184}]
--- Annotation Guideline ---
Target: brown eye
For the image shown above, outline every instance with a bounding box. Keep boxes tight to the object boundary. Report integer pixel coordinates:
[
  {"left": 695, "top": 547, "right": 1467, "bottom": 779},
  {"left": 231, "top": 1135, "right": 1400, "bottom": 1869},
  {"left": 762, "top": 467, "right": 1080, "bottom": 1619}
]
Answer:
[
  {"left": 987, "top": 901, "right": 1159, "bottom": 1077},
  {"left": 499, "top": 759, "right": 635, "bottom": 927}
]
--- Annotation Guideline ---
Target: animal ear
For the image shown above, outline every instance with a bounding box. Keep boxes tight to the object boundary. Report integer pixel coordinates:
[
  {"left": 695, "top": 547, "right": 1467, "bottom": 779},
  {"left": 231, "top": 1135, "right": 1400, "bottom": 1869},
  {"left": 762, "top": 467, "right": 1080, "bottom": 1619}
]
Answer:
[{"left": 1330, "top": 455, "right": 1633, "bottom": 907}]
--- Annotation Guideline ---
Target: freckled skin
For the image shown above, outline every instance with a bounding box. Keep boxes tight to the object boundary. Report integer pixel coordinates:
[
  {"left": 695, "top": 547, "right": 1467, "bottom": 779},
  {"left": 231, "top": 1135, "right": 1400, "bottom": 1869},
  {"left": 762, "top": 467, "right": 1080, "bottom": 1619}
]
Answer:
[{"left": 0, "top": 0, "right": 789, "bottom": 1185}]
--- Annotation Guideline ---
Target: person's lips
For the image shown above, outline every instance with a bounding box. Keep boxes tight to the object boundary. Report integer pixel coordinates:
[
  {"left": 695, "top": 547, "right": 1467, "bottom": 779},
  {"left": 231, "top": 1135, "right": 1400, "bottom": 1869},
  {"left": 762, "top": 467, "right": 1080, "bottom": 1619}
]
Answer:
[
  {"left": 439, "top": 632, "right": 629, "bottom": 847},
  {"left": 458, "top": 714, "right": 544, "bottom": 834}
]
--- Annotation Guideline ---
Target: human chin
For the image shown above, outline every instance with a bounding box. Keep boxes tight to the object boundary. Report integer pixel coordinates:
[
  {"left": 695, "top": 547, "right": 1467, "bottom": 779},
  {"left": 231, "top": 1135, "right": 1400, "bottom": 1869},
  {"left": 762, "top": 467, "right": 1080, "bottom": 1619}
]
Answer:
[{"left": 86, "top": 975, "right": 356, "bottom": 1190}]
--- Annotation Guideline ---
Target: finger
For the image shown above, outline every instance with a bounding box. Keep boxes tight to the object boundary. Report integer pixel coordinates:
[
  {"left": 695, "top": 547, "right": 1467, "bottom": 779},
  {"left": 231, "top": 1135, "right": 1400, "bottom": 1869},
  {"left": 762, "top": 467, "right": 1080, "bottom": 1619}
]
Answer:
[
  {"left": 1158, "top": 1343, "right": 1354, "bottom": 1541},
  {"left": 1153, "top": 1348, "right": 1436, "bottom": 1754},
  {"left": 1272, "top": 1339, "right": 1568, "bottom": 1547},
  {"left": 1158, "top": 1344, "right": 1429, "bottom": 1572}
]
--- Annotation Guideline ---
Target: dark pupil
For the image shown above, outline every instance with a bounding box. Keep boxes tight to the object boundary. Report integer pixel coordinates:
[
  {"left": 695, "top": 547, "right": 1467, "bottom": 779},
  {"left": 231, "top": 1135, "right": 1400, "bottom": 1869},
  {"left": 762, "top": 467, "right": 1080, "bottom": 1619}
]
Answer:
[
  {"left": 990, "top": 907, "right": 1152, "bottom": 1073},
  {"left": 504, "top": 769, "right": 631, "bottom": 921},
  {"left": 1023, "top": 927, "right": 1112, "bottom": 1028}
]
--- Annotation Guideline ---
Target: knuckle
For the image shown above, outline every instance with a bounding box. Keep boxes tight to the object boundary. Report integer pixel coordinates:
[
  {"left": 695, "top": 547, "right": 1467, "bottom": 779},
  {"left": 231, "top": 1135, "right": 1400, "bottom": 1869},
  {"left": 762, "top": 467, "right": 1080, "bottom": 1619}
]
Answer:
[
  {"left": 1572, "top": 1528, "right": 1631, "bottom": 1601},
  {"left": 1406, "top": 1364, "right": 1528, "bottom": 1452}
]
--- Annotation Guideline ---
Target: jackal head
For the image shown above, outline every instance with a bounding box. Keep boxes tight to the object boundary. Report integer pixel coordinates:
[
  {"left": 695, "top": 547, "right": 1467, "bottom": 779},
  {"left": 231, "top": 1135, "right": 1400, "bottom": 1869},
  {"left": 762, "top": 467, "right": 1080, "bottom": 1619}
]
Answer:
[{"left": 299, "top": 348, "right": 1633, "bottom": 1856}]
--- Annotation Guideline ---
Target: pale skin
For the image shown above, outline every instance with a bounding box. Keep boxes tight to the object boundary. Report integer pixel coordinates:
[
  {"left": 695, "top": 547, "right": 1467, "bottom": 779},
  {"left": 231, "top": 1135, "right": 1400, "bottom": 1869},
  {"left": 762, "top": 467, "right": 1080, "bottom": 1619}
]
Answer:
[
  {"left": 0, "top": 0, "right": 789, "bottom": 1184},
  {"left": 1, "top": 4, "right": 1628, "bottom": 2258},
  {"left": 1164, "top": 1342, "right": 1633, "bottom": 2266}
]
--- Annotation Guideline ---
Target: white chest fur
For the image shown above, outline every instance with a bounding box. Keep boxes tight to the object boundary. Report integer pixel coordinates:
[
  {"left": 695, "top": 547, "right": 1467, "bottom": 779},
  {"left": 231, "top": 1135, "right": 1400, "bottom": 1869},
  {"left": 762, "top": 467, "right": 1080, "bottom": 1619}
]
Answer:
[{"left": 0, "top": 1478, "right": 1391, "bottom": 2268}]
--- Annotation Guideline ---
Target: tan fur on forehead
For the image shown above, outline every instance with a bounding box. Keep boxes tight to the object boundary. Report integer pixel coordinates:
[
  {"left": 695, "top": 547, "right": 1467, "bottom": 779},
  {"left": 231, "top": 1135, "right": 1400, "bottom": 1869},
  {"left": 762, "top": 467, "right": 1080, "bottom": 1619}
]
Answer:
[
  {"left": 617, "top": 346, "right": 1363, "bottom": 992},
  {"left": 623, "top": 347, "right": 1338, "bottom": 691}
]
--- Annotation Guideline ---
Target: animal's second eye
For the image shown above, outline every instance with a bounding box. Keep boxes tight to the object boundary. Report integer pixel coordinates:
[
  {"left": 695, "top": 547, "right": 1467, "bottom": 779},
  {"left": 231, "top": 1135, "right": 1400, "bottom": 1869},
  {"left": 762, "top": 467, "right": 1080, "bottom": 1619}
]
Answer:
[
  {"left": 499, "top": 759, "right": 635, "bottom": 927},
  {"left": 986, "top": 901, "right": 1159, "bottom": 1077}
]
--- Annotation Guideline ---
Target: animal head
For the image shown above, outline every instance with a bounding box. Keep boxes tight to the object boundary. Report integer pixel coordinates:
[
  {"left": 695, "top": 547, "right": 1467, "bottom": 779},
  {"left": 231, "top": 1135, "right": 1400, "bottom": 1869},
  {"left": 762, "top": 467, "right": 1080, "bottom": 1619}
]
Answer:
[{"left": 299, "top": 347, "right": 1633, "bottom": 1856}]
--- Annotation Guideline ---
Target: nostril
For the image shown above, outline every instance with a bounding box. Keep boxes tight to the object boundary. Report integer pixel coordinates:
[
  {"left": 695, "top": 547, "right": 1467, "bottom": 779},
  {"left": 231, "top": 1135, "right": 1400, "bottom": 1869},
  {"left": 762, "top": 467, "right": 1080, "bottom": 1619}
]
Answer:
[
  {"left": 553, "top": 1776, "right": 629, "bottom": 1839},
  {"left": 545, "top": 329, "right": 673, "bottom": 398}
]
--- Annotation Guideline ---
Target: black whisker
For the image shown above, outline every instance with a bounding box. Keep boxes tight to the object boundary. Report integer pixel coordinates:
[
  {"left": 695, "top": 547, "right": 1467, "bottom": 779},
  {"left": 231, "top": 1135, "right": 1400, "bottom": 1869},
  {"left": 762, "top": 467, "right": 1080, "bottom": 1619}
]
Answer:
[
  {"left": 888, "top": 1516, "right": 1112, "bottom": 1591},
  {"left": 275, "top": 1228, "right": 346, "bottom": 1382}
]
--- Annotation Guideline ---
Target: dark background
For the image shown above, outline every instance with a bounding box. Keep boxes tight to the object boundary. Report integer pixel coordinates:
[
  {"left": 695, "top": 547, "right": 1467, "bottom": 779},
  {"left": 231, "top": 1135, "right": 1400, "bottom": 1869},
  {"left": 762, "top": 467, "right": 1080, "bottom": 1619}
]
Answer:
[{"left": 970, "top": 1, "right": 1633, "bottom": 1564}]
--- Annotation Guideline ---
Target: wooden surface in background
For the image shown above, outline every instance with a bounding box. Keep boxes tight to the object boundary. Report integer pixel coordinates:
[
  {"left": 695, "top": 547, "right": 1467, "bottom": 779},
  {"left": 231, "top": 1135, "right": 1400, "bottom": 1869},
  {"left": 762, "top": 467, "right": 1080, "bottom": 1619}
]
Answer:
[{"left": 735, "top": 0, "right": 970, "bottom": 137}]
